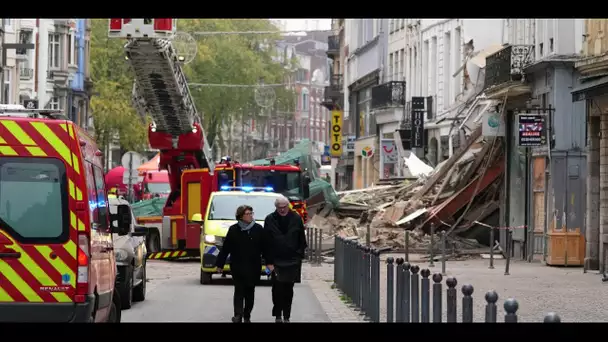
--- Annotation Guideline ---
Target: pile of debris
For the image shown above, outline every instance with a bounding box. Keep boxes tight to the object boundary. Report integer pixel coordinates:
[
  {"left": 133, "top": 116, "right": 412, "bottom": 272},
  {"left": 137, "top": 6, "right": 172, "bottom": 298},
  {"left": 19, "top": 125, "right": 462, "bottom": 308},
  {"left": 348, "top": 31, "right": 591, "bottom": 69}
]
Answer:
[{"left": 311, "top": 126, "right": 504, "bottom": 257}]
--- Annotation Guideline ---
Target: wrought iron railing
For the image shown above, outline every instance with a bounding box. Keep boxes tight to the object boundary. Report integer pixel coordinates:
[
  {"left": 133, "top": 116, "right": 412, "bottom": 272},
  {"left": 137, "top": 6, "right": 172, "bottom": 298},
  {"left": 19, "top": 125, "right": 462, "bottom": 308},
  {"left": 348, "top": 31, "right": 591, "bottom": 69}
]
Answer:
[
  {"left": 327, "top": 35, "right": 340, "bottom": 55},
  {"left": 371, "top": 81, "right": 406, "bottom": 110},
  {"left": 484, "top": 45, "right": 534, "bottom": 90}
]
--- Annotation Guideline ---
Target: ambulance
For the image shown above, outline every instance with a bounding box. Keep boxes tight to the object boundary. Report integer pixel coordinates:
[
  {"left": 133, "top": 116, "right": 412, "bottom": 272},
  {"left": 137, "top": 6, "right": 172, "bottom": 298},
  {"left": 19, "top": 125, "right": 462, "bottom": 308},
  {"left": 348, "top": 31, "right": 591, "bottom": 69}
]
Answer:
[{"left": 0, "top": 105, "right": 131, "bottom": 322}]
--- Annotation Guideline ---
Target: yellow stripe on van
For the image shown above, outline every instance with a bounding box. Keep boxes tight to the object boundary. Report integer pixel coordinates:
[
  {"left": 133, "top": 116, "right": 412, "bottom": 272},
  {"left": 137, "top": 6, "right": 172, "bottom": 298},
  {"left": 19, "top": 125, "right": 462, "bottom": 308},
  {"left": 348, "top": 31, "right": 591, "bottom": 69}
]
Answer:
[
  {"left": 0, "top": 136, "right": 6, "bottom": 144},
  {"left": 1, "top": 121, "right": 36, "bottom": 145},
  {"left": 77, "top": 219, "right": 85, "bottom": 232},
  {"left": 35, "top": 246, "right": 76, "bottom": 287},
  {"left": 0, "top": 286, "right": 13, "bottom": 302},
  {"left": 0, "top": 261, "right": 42, "bottom": 302},
  {"left": 75, "top": 187, "right": 82, "bottom": 201},
  {"left": 68, "top": 125, "right": 75, "bottom": 139},
  {"left": 25, "top": 146, "right": 47, "bottom": 156},
  {"left": 63, "top": 240, "right": 77, "bottom": 259},
  {"left": 68, "top": 180, "right": 76, "bottom": 200},
  {"left": 29, "top": 122, "right": 75, "bottom": 172},
  {"left": 70, "top": 212, "right": 77, "bottom": 231},
  {"left": 71, "top": 153, "right": 80, "bottom": 174},
  {"left": 0, "top": 146, "right": 17, "bottom": 156}
]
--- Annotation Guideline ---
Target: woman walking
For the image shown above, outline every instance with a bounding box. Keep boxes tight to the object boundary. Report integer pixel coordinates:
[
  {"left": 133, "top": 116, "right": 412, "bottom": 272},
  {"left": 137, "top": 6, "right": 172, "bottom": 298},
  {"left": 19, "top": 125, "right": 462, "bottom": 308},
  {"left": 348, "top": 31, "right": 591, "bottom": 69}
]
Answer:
[{"left": 215, "top": 205, "right": 274, "bottom": 323}]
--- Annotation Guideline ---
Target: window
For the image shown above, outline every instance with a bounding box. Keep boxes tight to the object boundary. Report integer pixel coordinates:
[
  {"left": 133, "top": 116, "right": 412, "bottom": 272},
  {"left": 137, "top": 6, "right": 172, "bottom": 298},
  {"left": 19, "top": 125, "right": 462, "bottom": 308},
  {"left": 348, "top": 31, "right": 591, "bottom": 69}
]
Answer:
[
  {"left": 48, "top": 33, "right": 61, "bottom": 69},
  {"left": 0, "top": 158, "right": 68, "bottom": 243},
  {"left": 3, "top": 19, "right": 13, "bottom": 31},
  {"left": 49, "top": 97, "right": 60, "bottom": 110},
  {"left": 207, "top": 194, "right": 277, "bottom": 221},
  {"left": 92, "top": 165, "right": 109, "bottom": 232},
  {"left": 68, "top": 32, "right": 74, "bottom": 65},
  {"left": 301, "top": 88, "right": 309, "bottom": 111},
  {"left": 3, "top": 70, "right": 11, "bottom": 104}
]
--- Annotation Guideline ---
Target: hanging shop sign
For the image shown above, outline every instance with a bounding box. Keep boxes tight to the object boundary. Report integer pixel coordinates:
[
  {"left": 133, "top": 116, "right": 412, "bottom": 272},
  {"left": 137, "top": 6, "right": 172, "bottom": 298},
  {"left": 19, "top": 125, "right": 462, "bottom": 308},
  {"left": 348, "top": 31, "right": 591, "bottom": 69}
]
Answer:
[
  {"left": 518, "top": 114, "right": 546, "bottom": 147},
  {"left": 330, "top": 110, "right": 343, "bottom": 157}
]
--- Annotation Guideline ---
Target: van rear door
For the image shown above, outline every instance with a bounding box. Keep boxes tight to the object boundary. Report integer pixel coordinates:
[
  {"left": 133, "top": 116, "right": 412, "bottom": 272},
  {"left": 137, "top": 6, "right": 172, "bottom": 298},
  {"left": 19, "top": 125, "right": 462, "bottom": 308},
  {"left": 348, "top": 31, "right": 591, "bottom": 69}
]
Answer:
[{"left": 0, "top": 118, "right": 77, "bottom": 322}]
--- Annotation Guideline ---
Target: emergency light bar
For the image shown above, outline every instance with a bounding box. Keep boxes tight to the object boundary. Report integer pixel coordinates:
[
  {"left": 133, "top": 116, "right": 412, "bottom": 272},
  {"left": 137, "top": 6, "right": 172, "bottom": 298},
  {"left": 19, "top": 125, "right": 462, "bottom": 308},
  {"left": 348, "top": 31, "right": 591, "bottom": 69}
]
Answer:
[
  {"left": 220, "top": 185, "right": 274, "bottom": 193},
  {"left": 0, "top": 109, "right": 68, "bottom": 120}
]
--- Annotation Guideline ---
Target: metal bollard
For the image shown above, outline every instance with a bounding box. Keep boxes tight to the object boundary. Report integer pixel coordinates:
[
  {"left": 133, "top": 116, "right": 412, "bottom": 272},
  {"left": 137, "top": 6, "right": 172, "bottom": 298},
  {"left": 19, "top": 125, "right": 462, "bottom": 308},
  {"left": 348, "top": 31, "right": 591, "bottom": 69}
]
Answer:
[
  {"left": 484, "top": 290, "right": 498, "bottom": 323},
  {"left": 441, "top": 231, "right": 447, "bottom": 275},
  {"left": 489, "top": 227, "right": 495, "bottom": 269},
  {"left": 410, "top": 265, "right": 420, "bottom": 322},
  {"left": 402, "top": 262, "right": 411, "bottom": 322},
  {"left": 313, "top": 228, "right": 318, "bottom": 265},
  {"left": 429, "top": 224, "right": 435, "bottom": 267},
  {"left": 420, "top": 269, "right": 431, "bottom": 322},
  {"left": 505, "top": 229, "right": 512, "bottom": 276},
  {"left": 386, "top": 257, "right": 395, "bottom": 322},
  {"left": 543, "top": 312, "right": 561, "bottom": 323},
  {"left": 446, "top": 277, "right": 458, "bottom": 323},
  {"left": 461, "top": 284, "right": 474, "bottom": 323},
  {"left": 504, "top": 298, "right": 519, "bottom": 323},
  {"left": 315, "top": 228, "right": 322, "bottom": 265},
  {"left": 432, "top": 274, "right": 443, "bottom": 323},
  {"left": 370, "top": 249, "right": 380, "bottom": 322},
  {"left": 307, "top": 228, "right": 312, "bottom": 261},
  {"left": 405, "top": 231, "right": 410, "bottom": 262},
  {"left": 395, "top": 258, "right": 404, "bottom": 322}
]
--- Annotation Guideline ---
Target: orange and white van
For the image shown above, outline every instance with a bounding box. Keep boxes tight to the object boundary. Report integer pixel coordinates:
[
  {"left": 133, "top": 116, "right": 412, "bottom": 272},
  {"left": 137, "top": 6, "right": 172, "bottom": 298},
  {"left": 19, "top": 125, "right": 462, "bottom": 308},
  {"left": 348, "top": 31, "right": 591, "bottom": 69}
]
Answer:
[{"left": 0, "top": 106, "right": 131, "bottom": 322}]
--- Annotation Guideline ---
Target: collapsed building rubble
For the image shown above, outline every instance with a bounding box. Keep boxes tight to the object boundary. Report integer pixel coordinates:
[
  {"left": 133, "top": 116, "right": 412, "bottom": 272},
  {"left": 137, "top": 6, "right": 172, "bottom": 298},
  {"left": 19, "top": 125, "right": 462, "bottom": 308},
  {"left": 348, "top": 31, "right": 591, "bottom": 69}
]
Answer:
[{"left": 310, "top": 126, "right": 506, "bottom": 259}]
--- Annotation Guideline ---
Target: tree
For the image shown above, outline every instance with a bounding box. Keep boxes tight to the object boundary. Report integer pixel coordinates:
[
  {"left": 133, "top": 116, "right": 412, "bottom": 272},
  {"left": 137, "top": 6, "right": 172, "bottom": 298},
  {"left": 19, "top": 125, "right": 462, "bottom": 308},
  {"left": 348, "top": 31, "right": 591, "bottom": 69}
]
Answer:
[
  {"left": 89, "top": 19, "right": 148, "bottom": 163},
  {"left": 178, "top": 19, "right": 297, "bottom": 159}
]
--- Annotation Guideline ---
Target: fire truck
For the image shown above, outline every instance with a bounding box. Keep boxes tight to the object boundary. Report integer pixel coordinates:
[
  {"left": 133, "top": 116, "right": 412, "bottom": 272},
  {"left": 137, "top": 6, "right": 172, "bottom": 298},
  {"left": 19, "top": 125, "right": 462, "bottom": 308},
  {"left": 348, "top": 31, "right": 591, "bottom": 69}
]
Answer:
[
  {"left": 214, "top": 157, "right": 311, "bottom": 223},
  {"left": 109, "top": 18, "right": 216, "bottom": 260}
]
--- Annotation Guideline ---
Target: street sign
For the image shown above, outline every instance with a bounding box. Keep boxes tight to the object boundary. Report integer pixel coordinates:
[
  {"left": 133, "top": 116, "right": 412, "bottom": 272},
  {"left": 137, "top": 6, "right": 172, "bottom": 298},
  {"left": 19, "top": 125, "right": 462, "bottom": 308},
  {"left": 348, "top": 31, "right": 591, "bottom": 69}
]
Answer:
[
  {"left": 121, "top": 151, "right": 145, "bottom": 170},
  {"left": 330, "top": 110, "right": 343, "bottom": 157},
  {"left": 123, "top": 171, "right": 144, "bottom": 185}
]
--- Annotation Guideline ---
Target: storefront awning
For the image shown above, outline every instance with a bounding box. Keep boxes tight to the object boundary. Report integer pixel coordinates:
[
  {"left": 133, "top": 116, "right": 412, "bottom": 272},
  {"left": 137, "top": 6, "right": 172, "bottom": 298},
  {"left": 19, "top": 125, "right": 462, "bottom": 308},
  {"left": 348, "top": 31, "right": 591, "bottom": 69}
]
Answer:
[{"left": 571, "top": 75, "right": 608, "bottom": 102}]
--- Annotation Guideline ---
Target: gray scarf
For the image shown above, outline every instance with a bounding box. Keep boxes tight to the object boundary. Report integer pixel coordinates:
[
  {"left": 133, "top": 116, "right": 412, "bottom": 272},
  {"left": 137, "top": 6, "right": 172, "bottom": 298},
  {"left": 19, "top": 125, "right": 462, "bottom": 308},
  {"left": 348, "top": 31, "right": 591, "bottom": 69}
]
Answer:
[{"left": 237, "top": 220, "right": 256, "bottom": 232}]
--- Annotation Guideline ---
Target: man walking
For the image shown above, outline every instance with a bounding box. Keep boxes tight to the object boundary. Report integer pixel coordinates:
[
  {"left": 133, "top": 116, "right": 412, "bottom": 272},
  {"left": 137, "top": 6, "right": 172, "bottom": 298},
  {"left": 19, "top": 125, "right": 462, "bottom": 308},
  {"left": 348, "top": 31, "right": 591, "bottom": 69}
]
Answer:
[{"left": 263, "top": 196, "right": 307, "bottom": 323}]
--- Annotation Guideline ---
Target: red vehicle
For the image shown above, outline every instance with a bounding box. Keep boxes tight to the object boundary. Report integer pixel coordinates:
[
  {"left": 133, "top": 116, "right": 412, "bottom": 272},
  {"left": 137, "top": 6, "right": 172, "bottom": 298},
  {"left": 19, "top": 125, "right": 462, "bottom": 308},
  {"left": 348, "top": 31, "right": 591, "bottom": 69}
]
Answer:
[
  {"left": 110, "top": 19, "right": 215, "bottom": 260},
  {"left": 139, "top": 170, "right": 170, "bottom": 200},
  {"left": 214, "top": 158, "right": 311, "bottom": 223}
]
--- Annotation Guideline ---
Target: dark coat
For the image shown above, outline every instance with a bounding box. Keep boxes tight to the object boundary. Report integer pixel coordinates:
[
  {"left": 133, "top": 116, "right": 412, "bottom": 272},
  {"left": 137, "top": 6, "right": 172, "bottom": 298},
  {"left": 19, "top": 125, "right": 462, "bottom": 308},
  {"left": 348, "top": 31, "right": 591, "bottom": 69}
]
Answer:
[
  {"left": 264, "top": 211, "right": 307, "bottom": 283},
  {"left": 215, "top": 222, "right": 269, "bottom": 287}
]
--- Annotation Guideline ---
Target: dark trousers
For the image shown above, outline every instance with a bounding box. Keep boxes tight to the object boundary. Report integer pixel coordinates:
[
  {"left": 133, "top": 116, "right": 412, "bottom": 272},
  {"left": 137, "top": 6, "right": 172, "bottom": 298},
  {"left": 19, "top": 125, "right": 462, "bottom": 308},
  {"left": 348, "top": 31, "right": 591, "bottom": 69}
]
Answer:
[
  {"left": 233, "top": 283, "right": 255, "bottom": 319},
  {"left": 271, "top": 275, "right": 295, "bottom": 319}
]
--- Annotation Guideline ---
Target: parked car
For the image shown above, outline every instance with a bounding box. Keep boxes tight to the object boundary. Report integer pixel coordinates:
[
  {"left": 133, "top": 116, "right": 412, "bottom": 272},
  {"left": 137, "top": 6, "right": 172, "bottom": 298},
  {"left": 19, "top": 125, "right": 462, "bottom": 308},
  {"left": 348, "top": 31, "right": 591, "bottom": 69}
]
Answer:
[{"left": 109, "top": 197, "right": 148, "bottom": 310}]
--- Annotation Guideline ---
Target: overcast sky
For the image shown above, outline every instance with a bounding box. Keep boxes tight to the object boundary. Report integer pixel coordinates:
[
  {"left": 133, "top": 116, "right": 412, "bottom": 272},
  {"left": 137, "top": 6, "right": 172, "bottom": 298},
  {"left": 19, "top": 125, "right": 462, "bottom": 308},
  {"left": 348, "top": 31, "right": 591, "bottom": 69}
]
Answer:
[{"left": 273, "top": 19, "right": 331, "bottom": 31}]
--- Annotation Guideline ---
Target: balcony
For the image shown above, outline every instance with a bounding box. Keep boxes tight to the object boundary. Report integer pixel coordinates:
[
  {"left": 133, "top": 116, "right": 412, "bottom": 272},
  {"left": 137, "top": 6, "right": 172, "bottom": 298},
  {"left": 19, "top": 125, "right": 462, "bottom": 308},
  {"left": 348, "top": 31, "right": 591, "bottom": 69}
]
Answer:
[
  {"left": 321, "top": 74, "right": 343, "bottom": 110},
  {"left": 371, "top": 81, "right": 405, "bottom": 110},
  {"left": 326, "top": 35, "right": 340, "bottom": 59},
  {"left": 484, "top": 45, "right": 534, "bottom": 98},
  {"left": 19, "top": 67, "right": 33, "bottom": 80}
]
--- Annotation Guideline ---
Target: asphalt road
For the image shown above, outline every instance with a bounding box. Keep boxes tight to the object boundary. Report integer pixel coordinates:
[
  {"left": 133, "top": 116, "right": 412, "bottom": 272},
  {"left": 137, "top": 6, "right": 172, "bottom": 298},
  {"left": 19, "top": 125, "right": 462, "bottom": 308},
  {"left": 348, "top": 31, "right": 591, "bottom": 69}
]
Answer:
[{"left": 122, "top": 260, "right": 331, "bottom": 322}]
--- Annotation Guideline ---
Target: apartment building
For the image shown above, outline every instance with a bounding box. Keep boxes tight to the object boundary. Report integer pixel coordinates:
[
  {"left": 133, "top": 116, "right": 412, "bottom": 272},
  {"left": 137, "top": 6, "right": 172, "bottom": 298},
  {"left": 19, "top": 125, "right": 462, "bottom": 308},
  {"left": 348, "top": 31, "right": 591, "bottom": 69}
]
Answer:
[{"left": 1, "top": 19, "right": 92, "bottom": 130}]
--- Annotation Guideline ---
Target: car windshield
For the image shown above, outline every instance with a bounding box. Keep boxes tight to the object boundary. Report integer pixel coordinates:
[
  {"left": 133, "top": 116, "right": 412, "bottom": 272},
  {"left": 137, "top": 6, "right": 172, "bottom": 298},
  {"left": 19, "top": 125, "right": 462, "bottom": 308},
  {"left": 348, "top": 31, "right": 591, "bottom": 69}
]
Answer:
[
  {"left": 207, "top": 194, "right": 278, "bottom": 221},
  {"left": 0, "top": 158, "right": 68, "bottom": 242},
  {"left": 240, "top": 169, "right": 301, "bottom": 197},
  {"left": 146, "top": 182, "right": 170, "bottom": 194}
]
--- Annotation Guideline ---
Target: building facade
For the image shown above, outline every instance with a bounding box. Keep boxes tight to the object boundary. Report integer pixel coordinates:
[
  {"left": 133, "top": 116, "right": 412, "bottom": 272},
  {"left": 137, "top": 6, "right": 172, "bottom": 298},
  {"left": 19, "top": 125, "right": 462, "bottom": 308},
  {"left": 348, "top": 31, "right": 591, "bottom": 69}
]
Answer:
[
  {"left": 345, "top": 19, "right": 388, "bottom": 189},
  {"left": 572, "top": 19, "right": 608, "bottom": 272}
]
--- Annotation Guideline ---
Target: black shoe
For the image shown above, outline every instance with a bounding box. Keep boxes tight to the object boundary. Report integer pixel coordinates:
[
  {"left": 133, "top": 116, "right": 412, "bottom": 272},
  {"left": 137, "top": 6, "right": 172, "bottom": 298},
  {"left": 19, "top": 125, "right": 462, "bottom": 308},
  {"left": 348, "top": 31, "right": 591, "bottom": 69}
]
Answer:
[
  {"left": 244, "top": 317, "right": 251, "bottom": 323},
  {"left": 283, "top": 318, "right": 290, "bottom": 323},
  {"left": 232, "top": 316, "right": 243, "bottom": 323},
  {"left": 275, "top": 317, "right": 283, "bottom": 323}
]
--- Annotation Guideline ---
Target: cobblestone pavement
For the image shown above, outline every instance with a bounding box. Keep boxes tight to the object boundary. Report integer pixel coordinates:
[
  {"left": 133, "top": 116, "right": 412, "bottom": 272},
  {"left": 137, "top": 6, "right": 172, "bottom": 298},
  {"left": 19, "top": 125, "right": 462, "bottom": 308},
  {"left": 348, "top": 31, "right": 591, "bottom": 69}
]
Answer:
[
  {"left": 122, "top": 260, "right": 330, "bottom": 322},
  {"left": 373, "top": 253, "right": 608, "bottom": 322}
]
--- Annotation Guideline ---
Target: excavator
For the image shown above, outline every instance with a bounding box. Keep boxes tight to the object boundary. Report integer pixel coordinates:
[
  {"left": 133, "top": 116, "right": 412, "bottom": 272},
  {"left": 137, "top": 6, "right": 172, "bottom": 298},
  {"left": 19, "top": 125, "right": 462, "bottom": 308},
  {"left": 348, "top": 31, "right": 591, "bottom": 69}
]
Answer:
[{"left": 109, "top": 18, "right": 216, "bottom": 260}]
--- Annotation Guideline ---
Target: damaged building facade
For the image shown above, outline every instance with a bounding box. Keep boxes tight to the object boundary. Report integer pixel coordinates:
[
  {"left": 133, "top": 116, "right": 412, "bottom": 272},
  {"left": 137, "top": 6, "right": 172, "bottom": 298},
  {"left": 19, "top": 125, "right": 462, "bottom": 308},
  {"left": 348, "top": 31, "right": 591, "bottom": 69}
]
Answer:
[{"left": 573, "top": 19, "right": 608, "bottom": 272}]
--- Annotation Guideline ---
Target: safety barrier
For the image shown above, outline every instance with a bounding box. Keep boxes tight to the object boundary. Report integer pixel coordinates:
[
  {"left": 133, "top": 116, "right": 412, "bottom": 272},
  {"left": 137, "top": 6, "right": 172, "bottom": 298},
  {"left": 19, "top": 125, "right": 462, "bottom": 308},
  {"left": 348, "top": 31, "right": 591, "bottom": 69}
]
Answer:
[{"left": 334, "top": 236, "right": 562, "bottom": 323}]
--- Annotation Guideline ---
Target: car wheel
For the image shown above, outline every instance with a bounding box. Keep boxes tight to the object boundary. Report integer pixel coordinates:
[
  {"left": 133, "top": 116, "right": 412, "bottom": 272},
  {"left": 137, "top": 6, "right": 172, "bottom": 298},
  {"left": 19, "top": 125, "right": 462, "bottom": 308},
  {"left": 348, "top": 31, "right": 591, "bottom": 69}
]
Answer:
[
  {"left": 133, "top": 263, "right": 146, "bottom": 302},
  {"left": 121, "top": 270, "right": 133, "bottom": 310},
  {"left": 148, "top": 233, "right": 160, "bottom": 253},
  {"left": 200, "top": 270, "right": 212, "bottom": 285},
  {"left": 108, "top": 292, "right": 121, "bottom": 323}
]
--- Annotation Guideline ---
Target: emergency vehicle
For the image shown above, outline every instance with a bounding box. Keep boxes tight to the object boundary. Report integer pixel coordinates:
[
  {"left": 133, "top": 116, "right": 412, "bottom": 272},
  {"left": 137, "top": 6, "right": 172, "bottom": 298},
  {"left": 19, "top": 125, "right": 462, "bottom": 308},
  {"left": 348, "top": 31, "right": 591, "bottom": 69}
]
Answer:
[
  {"left": 109, "top": 19, "right": 216, "bottom": 261},
  {"left": 0, "top": 105, "right": 132, "bottom": 322},
  {"left": 214, "top": 157, "right": 311, "bottom": 223},
  {"left": 192, "top": 187, "right": 282, "bottom": 284}
]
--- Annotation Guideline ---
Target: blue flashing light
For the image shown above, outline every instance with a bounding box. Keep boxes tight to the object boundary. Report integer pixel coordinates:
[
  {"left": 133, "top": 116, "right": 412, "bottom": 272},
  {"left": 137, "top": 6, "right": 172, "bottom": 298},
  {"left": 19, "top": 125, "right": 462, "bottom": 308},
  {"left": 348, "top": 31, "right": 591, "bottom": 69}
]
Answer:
[
  {"left": 220, "top": 185, "right": 230, "bottom": 191},
  {"left": 264, "top": 186, "right": 274, "bottom": 192},
  {"left": 241, "top": 186, "right": 254, "bottom": 192}
]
